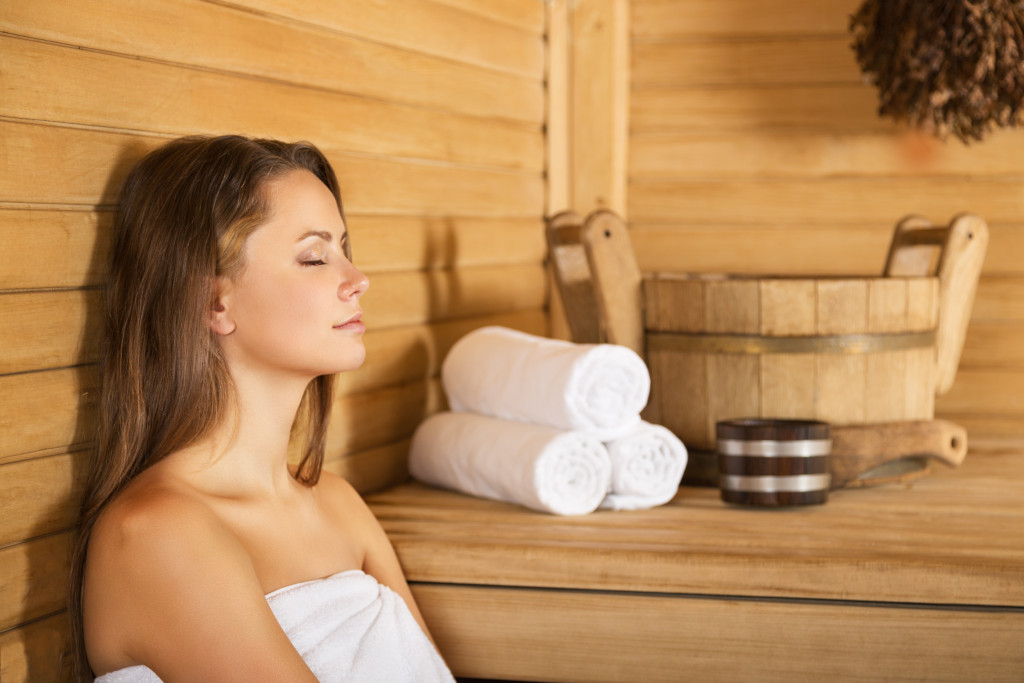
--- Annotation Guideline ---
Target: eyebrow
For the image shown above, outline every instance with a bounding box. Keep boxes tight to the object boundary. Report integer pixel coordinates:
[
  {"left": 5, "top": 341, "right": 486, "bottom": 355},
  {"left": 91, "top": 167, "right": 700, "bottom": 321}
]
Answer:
[
  {"left": 297, "top": 230, "right": 334, "bottom": 243},
  {"left": 297, "top": 230, "right": 349, "bottom": 246}
]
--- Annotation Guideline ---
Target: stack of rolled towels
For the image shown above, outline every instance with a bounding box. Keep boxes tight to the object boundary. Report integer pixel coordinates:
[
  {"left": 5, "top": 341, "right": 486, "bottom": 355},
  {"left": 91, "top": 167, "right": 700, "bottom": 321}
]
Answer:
[{"left": 409, "top": 326, "right": 688, "bottom": 515}]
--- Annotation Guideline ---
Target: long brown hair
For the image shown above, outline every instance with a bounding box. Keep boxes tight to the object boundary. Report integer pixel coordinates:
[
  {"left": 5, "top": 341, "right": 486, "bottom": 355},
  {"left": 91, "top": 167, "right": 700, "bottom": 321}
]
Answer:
[{"left": 68, "top": 135, "right": 346, "bottom": 680}]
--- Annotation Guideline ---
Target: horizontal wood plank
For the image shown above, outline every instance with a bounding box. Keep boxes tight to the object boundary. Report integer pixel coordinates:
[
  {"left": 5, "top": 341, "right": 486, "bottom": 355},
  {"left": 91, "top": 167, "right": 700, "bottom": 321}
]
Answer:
[
  {"left": 0, "top": 0, "right": 543, "bottom": 122},
  {"left": 432, "top": 0, "right": 545, "bottom": 32},
  {"left": 632, "top": 84, "right": 887, "bottom": 132},
  {"left": 958, "top": 323, "right": 1024, "bottom": 369},
  {"left": 0, "top": 612, "right": 71, "bottom": 683},
  {"left": 630, "top": 224, "right": 891, "bottom": 275},
  {"left": 326, "top": 379, "right": 445, "bottom": 458},
  {"left": 0, "top": 367, "right": 97, "bottom": 463},
  {"left": 236, "top": 0, "right": 543, "bottom": 76},
  {"left": 972, "top": 276, "right": 1024, "bottom": 320},
  {"left": 630, "top": 224, "right": 1024, "bottom": 277},
  {"left": 362, "top": 263, "right": 546, "bottom": 329},
  {"left": 414, "top": 583, "right": 1024, "bottom": 683},
  {"left": 351, "top": 216, "right": 545, "bottom": 273},
  {"left": 0, "top": 209, "right": 111, "bottom": 290},
  {"left": 937, "top": 369, "right": 1024, "bottom": 416},
  {"left": 322, "top": 440, "right": 413, "bottom": 496},
  {"left": 0, "top": 533, "right": 70, "bottom": 631},
  {"left": 630, "top": 129, "right": 1024, "bottom": 179},
  {"left": 0, "top": 121, "right": 544, "bottom": 216},
  {"left": 632, "top": 0, "right": 861, "bottom": 40},
  {"left": 0, "top": 290, "right": 102, "bottom": 374},
  {"left": 0, "top": 453, "right": 80, "bottom": 547},
  {"left": 628, "top": 178, "right": 1024, "bottom": 225},
  {"left": 0, "top": 36, "right": 543, "bottom": 172},
  {"left": 632, "top": 37, "right": 861, "bottom": 88},
  {"left": 943, "top": 415, "right": 1024, "bottom": 439}
]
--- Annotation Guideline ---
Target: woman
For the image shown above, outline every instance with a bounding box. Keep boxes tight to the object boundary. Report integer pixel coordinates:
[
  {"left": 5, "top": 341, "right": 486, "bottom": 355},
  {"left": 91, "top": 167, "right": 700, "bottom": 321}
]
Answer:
[{"left": 68, "top": 135, "right": 454, "bottom": 682}]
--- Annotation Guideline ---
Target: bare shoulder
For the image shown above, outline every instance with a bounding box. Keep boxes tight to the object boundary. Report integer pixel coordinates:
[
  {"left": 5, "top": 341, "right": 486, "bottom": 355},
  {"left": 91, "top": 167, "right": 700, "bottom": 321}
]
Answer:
[
  {"left": 85, "top": 477, "right": 250, "bottom": 663},
  {"left": 84, "top": 474, "right": 313, "bottom": 680},
  {"left": 313, "top": 473, "right": 391, "bottom": 554},
  {"left": 91, "top": 475, "right": 244, "bottom": 563},
  {"left": 314, "top": 470, "right": 364, "bottom": 503}
]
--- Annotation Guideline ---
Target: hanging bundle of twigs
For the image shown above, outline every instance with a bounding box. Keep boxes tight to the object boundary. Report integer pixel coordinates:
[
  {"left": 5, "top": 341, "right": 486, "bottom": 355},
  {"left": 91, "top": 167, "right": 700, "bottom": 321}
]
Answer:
[{"left": 850, "top": 0, "right": 1024, "bottom": 142}]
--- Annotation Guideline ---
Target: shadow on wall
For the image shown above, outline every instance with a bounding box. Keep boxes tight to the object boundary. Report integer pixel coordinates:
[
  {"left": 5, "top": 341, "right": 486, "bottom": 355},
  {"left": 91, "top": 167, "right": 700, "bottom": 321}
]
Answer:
[{"left": 20, "top": 140, "right": 151, "bottom": 682}]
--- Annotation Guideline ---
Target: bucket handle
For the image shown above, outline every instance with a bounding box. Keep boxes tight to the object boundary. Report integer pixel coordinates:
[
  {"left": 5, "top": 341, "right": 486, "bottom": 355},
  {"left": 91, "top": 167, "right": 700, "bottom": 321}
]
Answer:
[{"left": 883, "top": 213, "right": 989, "bottom": 395}]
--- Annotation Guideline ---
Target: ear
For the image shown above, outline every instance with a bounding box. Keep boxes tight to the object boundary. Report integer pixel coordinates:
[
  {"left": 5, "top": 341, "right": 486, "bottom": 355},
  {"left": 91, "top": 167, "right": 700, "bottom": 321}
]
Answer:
[{"left": 208, "top": 276, "right": 237, "bottom": 336}]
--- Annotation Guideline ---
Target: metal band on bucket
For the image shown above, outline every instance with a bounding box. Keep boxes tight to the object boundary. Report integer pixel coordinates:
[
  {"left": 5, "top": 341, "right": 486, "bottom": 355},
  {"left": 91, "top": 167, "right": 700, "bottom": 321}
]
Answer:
[
  {"left": 719, "top": 473, "right": 832, "bottom": 493},
  {"left": 648, "top": 330, "right": 935, "bottom": 355},
  {"left": 718, "top": 438, "right": 832, "bottom": 458}
]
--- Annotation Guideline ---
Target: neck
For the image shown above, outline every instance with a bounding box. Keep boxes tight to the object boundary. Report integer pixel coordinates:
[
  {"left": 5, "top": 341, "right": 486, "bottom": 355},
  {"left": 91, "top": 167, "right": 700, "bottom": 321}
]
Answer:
[{"left": 184, "top": 369, "right": 316, "bottom": 499}]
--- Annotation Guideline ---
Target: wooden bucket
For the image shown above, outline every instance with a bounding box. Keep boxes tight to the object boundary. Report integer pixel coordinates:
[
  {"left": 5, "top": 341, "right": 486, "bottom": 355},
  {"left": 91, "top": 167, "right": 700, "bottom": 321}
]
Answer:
[{"left": 546, "top": 211, "right": 989, "bottom": 481}]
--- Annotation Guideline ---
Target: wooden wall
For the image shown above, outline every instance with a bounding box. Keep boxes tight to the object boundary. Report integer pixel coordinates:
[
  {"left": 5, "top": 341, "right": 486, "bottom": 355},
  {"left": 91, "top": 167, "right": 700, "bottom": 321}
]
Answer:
[
  {"left": 0, "top": 1, "right": 547, "bottom": 679},
  {"left": 628, "top": 0, "right": 1024, "bottom": 440}
]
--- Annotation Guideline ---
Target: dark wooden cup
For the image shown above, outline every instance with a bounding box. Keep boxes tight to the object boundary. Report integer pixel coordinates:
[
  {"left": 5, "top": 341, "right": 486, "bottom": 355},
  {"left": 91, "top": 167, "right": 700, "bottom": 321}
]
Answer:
[{"left": 716, "top": 419, "right": 831, "bottom": 507}]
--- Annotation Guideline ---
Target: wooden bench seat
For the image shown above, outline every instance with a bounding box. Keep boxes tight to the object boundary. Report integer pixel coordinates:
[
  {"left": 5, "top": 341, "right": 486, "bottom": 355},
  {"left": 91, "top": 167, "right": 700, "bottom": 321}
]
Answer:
[{"left": 367, "top": 439, "right": 1024, "bottom": 682}]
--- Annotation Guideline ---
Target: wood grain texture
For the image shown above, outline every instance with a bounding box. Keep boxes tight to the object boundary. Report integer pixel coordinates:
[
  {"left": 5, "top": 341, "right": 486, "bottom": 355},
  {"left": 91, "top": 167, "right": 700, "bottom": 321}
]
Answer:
[
  {"left": 628, "top": 178, "right": 1024, "bottom": 224},
  {"left": 630, "top": 129, "right": 1024, "bottom": 179},
  {"left": 570, "top": 0, "right": 630, "bottom": 215},
  {"left": 631, "top": 84, "right": 886, "bottom": 132},
  {"left": 0, "top": 533, "right": 71, "bottom": 631},
  {"left": 632, "top": 37, "right": 861, "bottom": 88},
  {"left": 0, "top": 453, "right": 81, "bottom": 547},
  {"left": 0, "top": 290, "right": 102, "bottom": 374},
  {"left": 0, "top": 613, "right": 71, "bottom": 683},
  {"left": 0, "top": 209, "right": 111, "bottom": 290},
  {"left": 432, "top": 0, "right": 545, "bottom": 32},
  {"left": 632, "top": 0, "right": 861, "bottom": 39},
  {"left": 0, "top": 367, "right": 97, "bottom": 463}
]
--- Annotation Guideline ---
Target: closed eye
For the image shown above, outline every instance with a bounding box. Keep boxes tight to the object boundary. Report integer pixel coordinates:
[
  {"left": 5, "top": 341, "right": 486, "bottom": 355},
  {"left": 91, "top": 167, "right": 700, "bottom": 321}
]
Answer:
[{"left": 301, "top": 259, "right": 327, "bottom": 267}]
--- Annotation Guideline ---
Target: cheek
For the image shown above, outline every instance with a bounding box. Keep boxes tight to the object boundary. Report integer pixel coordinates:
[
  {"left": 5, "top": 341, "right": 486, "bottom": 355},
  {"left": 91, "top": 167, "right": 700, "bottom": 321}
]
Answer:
[{"left": 239, "top": 276, "right": 321, "bottom": 330}]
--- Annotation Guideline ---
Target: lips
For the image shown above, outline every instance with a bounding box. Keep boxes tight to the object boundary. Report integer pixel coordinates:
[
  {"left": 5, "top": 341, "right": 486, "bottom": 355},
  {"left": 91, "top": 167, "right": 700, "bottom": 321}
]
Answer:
[{"left": 334, "top": 312, "right": 365, "bottom": 333}]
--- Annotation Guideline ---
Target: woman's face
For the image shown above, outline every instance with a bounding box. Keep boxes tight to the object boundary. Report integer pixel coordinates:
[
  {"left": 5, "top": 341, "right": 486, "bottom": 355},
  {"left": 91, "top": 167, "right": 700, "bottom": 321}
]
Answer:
[{"left": 216, "top": 169, "right": 369, "bottom": 380}]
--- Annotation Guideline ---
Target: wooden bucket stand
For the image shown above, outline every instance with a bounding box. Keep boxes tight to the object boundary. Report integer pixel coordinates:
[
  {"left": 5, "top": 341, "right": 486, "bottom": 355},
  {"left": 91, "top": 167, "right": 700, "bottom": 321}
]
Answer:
[{"left": 546, "top": 210, "right": 988, "bottom": 487}]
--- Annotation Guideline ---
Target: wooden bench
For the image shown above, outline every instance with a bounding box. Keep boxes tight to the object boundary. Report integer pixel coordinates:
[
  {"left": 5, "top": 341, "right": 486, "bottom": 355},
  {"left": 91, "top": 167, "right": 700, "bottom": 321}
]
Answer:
[{"left": 368, "top": 438, "right": 1024, "bottom": 682}]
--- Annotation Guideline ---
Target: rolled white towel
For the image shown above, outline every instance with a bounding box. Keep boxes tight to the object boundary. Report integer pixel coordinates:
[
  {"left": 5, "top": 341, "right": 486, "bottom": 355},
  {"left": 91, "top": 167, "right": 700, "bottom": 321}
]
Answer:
[
  {"left": 442, "top": 326, "right": 650, "bottom": 441},
  {"left": 409, "top": 411, "right": 613, "bottom": 515},
  {"left": 599, "top": 421, "right": 688, "bottom": 511}
]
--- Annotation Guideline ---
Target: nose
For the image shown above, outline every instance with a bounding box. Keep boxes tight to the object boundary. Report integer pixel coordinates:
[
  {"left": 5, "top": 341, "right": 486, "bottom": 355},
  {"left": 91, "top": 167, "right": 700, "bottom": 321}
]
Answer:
[{"left": 339, "top": 259, "right": 369, "bottom": 300}]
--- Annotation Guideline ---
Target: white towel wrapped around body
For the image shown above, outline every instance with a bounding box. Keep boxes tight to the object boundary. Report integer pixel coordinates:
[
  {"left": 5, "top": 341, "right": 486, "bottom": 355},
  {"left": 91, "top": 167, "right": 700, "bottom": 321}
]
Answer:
[
  {"left": 93, "top": 570, "right": 453, "bottom": 682},
  {"left": 441, "top": 326, "right": 650, "bottom": 441},
  {"left": 409, "top": 411, "right": 613, "bottom": 515},
  {"left": 600, "top": 421, "right": 689, "bottom": 511}
]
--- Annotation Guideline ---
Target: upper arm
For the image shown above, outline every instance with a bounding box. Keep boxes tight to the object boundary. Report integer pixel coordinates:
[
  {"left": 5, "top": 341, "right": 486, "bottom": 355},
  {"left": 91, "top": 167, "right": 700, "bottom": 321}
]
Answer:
[{"left": 84, "top": 492, "right": 318, "bottom": 682}]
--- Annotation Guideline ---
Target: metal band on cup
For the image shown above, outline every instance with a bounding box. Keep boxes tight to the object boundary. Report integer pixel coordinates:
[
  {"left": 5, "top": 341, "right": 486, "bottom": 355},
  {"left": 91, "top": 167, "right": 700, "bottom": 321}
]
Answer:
[
  {"left": 717, "top": 438, "right": 832, "bottom": 458},
  {"left": 718, "top": 473, "right": 832, "bottom": 494}
]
